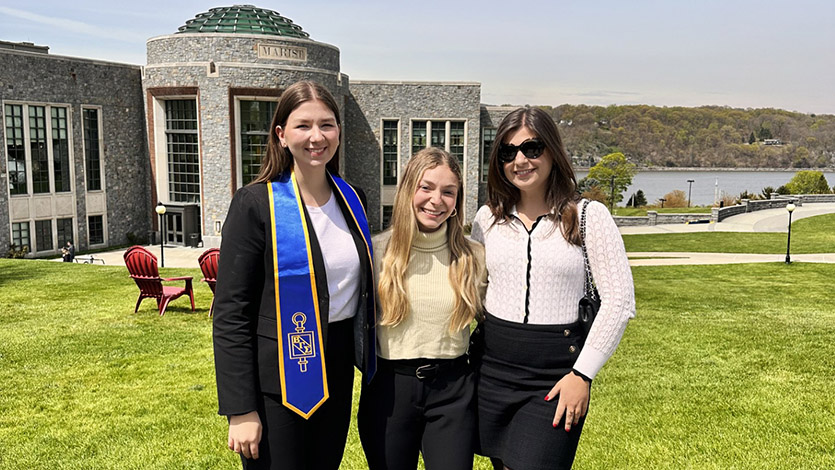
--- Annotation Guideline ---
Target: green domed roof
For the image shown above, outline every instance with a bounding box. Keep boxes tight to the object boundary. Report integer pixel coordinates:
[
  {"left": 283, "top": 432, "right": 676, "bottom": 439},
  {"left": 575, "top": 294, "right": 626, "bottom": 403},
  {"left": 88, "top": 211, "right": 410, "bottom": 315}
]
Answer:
[{"left": 177, "top": 5, "right": 310, "bottom": 38}]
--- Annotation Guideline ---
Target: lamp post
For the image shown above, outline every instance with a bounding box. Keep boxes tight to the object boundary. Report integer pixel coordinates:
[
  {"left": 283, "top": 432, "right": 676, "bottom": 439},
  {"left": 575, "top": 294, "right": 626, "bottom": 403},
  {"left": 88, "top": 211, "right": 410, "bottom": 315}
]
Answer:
[
  {"left": 609, "top": 175, "right": 616, "bottom": 213},
  {"left": 785, "top": 203, "right": 796, "bottom": 264},
  {"left": 155, "top": 202, "right": 166, "bottom": 268},
  {"left": 659, "top": 198, "right": 666, "bottom": 209},
  {"left": 687, "top": 179, "right": 695, "bottom": 207}
]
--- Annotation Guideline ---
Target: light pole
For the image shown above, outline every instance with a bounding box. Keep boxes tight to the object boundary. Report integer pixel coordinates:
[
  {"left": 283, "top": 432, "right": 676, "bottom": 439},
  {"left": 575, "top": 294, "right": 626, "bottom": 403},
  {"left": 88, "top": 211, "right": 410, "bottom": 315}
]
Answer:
[
  {"left": 785, "top": 203, "right": 796, "bottom": 264},
  {"left": 609, "top": 175, "right": 616, "bottom": 213},
  {"left": 659, "top": 198, "right": 666, "bottom": 209},
  {"left": 687, "top": 179, "right": 695, "bottom": 207},
  {"left": 155, "top": 202, "right": 166, "bottom": 268}
]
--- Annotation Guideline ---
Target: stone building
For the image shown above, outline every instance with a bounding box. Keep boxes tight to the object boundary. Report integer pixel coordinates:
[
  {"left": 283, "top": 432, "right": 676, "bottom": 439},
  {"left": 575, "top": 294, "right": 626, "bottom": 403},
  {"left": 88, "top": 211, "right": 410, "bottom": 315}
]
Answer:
[{"left": 1, "top": 5, "right": 512, "bottom": 255}]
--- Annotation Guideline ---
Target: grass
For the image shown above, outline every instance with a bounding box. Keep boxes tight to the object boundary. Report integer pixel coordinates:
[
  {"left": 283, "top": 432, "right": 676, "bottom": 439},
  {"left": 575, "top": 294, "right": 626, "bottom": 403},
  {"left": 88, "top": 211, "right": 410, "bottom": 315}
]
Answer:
[
  {"left": 614, "top": 206, "right": 713, "bottom": 216},
  {"left": 624, "top": 213, "right": 835, "bottom": 254},
  {"left": 2, "top": 259, "right": 834, "bottom": 468}
]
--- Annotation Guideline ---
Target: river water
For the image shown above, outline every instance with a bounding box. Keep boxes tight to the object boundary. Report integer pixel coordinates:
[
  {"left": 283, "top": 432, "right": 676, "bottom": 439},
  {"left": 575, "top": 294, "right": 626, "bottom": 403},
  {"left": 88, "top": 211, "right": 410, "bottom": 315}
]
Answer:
[{"left": 573, "top": 170, "right": 835, "bottom": 206}]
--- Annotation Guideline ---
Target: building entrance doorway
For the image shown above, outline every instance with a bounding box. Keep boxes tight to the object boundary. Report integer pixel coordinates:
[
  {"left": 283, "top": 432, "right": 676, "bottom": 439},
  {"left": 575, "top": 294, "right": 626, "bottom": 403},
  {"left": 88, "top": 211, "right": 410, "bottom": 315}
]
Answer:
[{"left": 165, "top": 212, "right": 184, "bottom": 245}]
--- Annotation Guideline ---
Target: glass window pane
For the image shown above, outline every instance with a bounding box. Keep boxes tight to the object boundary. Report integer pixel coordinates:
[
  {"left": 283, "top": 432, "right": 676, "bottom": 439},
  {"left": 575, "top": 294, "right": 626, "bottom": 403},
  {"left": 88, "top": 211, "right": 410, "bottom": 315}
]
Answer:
[
  {"left": 239, "top": 100, "right": 276, "bottom": 185},
  {"left": 51, "top": 107, "right": 71, "bottom": 192},
  {"left": 84, "top": 108, "right": 102, "bottom": 191},
  {"left": 5, "top": 104, "right": 27, "bottom": 195},
  {"left": 88, "top": 215, "right": 104, "bottom": 245},
  {"left": 411, "top": 121, "right": 426, "bottom": 156},
  {"left": 29, "top": 106, "right": 50, "bottom": 194},
  {"left": 12, "top": 222, "right": 31, "bottom": 251},
  {"left": 382, "top": 205, "right": 393, "bottom": 230},
  {"left": 430, "top": 121, "right": 446, "bottom": 150},
  {"left": 449, "top": 121, "right": 465, "bottom": 165},
  {"left": 57, "top": 218, "right": 74, "bottom": 246},
  {"left": 165, "top": 100, "right": 200, "bottom": 202},
  {"left": 35, "top": 220, "right": 53, "bottom": 251},
  {"left": 382, "top": 120, "right": 398, "bottom": 185},
  {"left": 482, "top": 128, "right": 496, "bottom": 182}
]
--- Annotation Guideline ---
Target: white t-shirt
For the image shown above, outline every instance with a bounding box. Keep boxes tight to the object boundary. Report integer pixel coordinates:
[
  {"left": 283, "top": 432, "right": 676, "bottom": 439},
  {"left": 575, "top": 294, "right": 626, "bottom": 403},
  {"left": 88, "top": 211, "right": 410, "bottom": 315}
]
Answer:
[{"left": 306, "top": 193, "right": 361, "bottom": 323}]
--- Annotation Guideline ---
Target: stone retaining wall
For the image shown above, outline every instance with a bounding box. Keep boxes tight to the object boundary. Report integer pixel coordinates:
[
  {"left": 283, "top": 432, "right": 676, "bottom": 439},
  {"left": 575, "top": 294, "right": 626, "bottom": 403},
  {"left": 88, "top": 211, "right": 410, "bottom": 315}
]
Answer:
[{"left": 613, "top": 194, "right": 832, "bottom": 227}]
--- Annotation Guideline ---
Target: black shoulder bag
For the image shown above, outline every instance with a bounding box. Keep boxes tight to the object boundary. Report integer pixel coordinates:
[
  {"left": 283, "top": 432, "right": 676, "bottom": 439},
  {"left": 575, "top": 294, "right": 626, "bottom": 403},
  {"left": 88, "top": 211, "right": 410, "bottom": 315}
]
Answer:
[{"left": 578, "top": 200, "right": 601, "bottom": 337}]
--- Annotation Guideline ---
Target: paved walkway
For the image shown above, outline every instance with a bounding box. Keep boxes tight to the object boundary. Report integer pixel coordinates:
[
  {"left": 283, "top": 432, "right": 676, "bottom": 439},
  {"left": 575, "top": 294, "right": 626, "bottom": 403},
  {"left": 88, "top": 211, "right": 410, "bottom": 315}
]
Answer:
[
  {"left": 64, "top": 202, "right": 835, "bottom": 268},
  {"left": 618, "top": 203, "right": 835, "bottom": 234},
  {"left": 69, "top": 244, "right": 203, "bottom": 269}
]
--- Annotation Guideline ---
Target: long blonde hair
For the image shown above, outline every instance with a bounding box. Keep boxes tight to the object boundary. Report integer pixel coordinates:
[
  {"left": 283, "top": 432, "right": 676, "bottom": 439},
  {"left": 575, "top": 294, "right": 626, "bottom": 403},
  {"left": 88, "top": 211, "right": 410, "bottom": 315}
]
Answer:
[{"left": 378, "top": 148, "right": 483, "bottom": 333}]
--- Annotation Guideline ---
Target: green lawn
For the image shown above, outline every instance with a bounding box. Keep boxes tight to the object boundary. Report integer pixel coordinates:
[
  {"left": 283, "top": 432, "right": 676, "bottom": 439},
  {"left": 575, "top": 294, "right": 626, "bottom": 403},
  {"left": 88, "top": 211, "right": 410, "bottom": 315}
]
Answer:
[
  {"left": 1, "top": 259, "right": 834, "bottom": 469},
  {"left": 624, "top": 213, "right": 835, "bottom": 254}
]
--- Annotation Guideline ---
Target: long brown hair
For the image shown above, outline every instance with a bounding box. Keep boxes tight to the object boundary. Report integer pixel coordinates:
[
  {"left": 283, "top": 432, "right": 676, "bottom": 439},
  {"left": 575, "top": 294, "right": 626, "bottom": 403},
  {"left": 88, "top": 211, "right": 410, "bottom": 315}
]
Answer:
[
  {"left": 486, "top": 106, "right": 582, "bottom": 245},
  {"left": 250, "top": 81, "right": 340, "bottom": 184},
  {"left": 378, "top": 147, "right": 483, "bottom": 332}
]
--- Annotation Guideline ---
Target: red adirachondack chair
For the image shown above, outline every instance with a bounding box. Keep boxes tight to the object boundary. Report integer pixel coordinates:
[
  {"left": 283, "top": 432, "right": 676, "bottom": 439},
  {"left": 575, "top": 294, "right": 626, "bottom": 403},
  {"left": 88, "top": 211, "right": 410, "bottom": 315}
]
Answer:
[
  {"left": 124, "top": 245, "right": 195, "bottom": 316},
  {"left": 198, "top": 248, "right": 220, "bottom": 317}
]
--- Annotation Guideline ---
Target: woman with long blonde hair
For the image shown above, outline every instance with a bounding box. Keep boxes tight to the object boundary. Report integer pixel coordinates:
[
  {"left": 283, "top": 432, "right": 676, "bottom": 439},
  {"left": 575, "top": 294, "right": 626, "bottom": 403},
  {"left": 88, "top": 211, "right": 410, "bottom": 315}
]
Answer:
[{"left": 358, "top": 147, "right": 485, "bottom": 470}]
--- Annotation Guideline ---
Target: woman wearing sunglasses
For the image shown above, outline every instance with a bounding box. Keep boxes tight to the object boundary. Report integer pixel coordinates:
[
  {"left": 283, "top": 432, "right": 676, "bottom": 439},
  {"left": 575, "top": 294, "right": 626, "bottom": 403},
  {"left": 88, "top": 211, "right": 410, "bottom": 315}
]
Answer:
[{"left": 471, "top": 106, "right": 635, "bottom": 470}]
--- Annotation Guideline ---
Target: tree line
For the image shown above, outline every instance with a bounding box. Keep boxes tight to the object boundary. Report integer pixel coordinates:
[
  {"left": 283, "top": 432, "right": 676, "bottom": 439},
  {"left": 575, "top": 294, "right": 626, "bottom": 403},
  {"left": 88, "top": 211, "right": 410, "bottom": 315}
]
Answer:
[{"left": 536, "top": 104, "right": 835, "bottom": 169}]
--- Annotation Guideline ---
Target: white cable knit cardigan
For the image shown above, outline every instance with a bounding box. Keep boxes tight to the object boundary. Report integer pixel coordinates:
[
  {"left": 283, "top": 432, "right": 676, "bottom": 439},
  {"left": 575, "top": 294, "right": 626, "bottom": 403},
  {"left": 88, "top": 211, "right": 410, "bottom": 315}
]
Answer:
[{"left": 471, "top": 201, "right": 636, "bottom": 379}]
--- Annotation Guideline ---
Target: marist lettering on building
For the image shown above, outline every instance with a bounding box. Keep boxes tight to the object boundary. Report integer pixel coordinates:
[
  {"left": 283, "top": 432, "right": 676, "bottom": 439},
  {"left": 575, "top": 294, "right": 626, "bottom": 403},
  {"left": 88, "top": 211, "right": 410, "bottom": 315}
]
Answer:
[{"left": 257, "top": 44, "right": 307, "bottom": 62}]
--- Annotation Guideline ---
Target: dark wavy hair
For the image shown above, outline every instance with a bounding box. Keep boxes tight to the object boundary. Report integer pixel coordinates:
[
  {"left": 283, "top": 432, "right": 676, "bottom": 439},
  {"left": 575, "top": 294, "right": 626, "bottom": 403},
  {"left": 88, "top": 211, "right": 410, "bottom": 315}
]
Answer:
[
  {"left": 486, "top": 106, "right": 582, "bottom": 245},
  {"left": 251, "top": 81, "right": 340, "bottom": 184}
]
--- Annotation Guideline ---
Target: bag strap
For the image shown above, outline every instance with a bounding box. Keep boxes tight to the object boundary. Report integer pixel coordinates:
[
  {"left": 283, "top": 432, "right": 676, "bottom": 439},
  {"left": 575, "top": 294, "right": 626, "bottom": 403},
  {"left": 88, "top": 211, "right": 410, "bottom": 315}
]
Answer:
[{"left": 580, "top": 200, "right": 597, "bottom": 301}]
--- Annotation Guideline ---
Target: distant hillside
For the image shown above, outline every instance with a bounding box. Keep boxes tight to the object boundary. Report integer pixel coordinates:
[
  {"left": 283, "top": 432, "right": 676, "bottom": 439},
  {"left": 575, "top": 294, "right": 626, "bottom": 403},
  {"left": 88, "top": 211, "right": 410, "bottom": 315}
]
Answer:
[{"left": 537, "top": 104, "right": 835, "bottom": 168}]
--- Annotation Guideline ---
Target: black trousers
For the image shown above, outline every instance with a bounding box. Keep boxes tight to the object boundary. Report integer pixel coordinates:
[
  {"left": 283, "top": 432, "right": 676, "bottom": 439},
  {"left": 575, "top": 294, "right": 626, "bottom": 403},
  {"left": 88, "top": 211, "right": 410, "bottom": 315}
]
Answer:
[
  {"left": 241, "top": 319, "right": 355, "bottom": 470},
  {"left": 358, "top": 356, "right": 475, "bottom": 470}
]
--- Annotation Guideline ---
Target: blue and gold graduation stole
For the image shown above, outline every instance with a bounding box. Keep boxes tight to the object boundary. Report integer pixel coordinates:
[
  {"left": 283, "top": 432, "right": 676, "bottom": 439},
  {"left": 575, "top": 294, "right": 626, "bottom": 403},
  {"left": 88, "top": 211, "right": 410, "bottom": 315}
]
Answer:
[{"left": 268, "top": 169, "right": 374, "bottom": 419}]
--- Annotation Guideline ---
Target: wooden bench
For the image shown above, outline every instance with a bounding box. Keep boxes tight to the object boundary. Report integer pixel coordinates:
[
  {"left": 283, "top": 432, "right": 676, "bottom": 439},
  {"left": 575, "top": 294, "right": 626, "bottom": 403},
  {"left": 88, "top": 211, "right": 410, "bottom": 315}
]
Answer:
[{"left": 74, "top": 255, "right": 105, "bottom": 264}]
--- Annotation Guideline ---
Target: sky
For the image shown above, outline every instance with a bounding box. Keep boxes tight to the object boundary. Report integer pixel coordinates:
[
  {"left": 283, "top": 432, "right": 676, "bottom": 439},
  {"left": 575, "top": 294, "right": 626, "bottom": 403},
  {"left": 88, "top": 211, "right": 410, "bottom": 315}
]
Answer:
[{"left": 1, "top": 0, "right": 833, "bottom": 114}]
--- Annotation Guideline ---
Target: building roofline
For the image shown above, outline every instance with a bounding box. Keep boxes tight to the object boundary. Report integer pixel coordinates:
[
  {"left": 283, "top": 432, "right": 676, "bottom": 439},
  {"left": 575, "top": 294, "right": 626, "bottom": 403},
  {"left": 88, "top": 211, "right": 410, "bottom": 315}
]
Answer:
[
  {"left": 0, "top": 47, "right": 142, "bottom": 69},
  {"left": 350, "top": 80, "right": 481, "bottom": 86},
  {"left": 146, "top": 33, "right": 340, "bottom": 53},
  {"left": 482, "top": 105, "right": 522, "bottom": 110}
]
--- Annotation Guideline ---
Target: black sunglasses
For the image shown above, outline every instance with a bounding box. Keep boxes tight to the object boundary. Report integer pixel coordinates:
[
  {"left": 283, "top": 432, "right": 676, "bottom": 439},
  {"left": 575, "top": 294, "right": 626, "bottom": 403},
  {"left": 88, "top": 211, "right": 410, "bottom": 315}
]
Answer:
[{"left": 498, "top": 139, "right": 546, "bottom": 163}]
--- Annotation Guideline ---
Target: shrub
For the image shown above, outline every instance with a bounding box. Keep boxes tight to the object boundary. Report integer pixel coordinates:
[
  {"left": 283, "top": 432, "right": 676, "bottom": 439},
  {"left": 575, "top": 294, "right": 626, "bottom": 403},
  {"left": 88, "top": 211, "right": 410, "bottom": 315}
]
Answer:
[
  {"left": 6, "top": 244, "right": 29, "bottom": 259},
  {"left": 660, "top": 190, "right": 688, "bottom": 208},
  {"left": 582, "top": 184, "right": 608, "bottom": 205},
  {"left": 786, "top": 170, "right": 831, "bottom": 194},
  {"left": 126, "top": 231, "right": 149, "bottom": 246}
]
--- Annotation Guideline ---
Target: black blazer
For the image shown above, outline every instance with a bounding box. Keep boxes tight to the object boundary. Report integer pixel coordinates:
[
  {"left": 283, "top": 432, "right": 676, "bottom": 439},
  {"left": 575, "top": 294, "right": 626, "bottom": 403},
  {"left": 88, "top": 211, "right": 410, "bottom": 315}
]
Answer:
[{"left": 212, "top": 180, "right": 376, "bottom": 416}]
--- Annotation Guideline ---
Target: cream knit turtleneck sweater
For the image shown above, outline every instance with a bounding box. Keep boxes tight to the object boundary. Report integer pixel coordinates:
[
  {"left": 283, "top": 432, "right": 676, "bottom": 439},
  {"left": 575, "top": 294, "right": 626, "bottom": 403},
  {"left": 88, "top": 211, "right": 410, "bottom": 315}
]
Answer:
[{"left": 373, "top": 223, "right": 483, "bottom": 360}]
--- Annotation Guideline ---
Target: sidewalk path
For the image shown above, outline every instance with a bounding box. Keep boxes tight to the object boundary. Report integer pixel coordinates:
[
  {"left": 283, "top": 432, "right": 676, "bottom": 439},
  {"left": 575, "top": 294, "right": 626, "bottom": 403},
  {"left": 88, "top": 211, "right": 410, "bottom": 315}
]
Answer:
[
  {"left": 618, "top": 203, "right": 835, "bottom": 235},
  {"left": 66, "top": 245, "right": 203, "bottom": 269}
]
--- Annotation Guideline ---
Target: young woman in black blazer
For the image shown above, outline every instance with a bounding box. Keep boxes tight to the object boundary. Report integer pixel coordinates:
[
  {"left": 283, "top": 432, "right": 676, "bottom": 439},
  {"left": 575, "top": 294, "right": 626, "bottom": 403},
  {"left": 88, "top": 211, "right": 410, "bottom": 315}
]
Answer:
[{"left": 212, "top": 81, "right": 376, "bottom": 470}]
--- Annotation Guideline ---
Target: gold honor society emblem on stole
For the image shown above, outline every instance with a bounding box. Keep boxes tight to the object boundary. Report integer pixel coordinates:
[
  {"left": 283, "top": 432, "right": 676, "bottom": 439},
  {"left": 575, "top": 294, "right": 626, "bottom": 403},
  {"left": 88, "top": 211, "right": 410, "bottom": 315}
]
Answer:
[{"left": 288, "top": 312, "right": 316, "bottom": 372}]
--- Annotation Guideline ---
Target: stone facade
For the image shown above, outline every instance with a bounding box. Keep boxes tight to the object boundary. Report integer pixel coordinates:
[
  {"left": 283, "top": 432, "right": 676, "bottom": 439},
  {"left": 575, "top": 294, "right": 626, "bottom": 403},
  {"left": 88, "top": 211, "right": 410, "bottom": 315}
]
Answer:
[
  {"left": 478, "top": 106, "right": 517, "bottom": 205},
  {"left": 0, "top": 48, "right": 148, "bottom": 254},
  {"left": 143, "top": 33, "right": 347, "bottom": 247},
  {"left": 347, "top": 81, "right": 482, "bottom": 229},
  {"left": 2, "top": 21, "right": 510, "bottom": 253}
]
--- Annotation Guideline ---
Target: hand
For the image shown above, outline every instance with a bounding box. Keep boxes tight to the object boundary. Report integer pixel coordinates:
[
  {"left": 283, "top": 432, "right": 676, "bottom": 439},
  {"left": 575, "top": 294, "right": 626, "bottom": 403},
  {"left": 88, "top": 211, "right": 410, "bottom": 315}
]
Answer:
[
  {"left": 545, "top": 372, "right": 590, "bottom": 432},
  {"left": 228, "top": 411, "right": 262, "bottom": 460}
]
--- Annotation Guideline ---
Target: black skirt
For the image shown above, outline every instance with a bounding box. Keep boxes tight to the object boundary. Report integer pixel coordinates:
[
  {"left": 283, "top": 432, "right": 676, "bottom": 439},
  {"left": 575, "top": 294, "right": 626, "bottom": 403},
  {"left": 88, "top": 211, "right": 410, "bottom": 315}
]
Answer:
[{"left": 476, "top": 312, "right": 588, "bottom": 470}]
